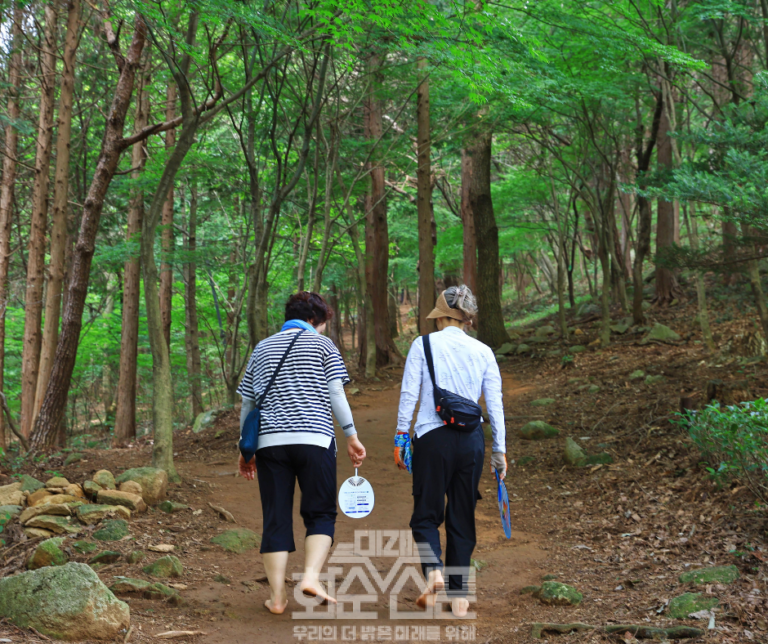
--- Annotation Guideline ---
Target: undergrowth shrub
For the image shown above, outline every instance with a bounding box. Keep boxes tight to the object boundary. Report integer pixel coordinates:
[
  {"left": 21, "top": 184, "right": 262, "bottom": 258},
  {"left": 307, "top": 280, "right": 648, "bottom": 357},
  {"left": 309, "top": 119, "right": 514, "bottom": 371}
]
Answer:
[{"left": 681, "top": 399, "right": 768, "bottom": 503}]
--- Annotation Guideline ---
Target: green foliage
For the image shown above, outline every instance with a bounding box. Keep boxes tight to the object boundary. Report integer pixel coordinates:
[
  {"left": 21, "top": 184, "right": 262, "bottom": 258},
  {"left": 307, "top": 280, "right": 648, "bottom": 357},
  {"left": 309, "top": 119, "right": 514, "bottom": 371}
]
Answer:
[{"left": 681, "top": 400, "right": 768, "bottom": 503}]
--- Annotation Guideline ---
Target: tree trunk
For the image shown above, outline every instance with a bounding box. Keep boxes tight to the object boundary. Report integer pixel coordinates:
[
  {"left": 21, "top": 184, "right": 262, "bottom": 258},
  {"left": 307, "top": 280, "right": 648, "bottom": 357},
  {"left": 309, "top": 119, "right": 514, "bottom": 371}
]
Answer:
[
  {"left": 34, "top": 0, "right": 81, "bottom": 425},
  {"left": 365, "top": 56, "right": 399, "bottom": 365},
  {"left": 21, "top": 4, "right": 57, "bottom": 437},
  {"left": 160, "top": 82, "right": 177, "bottom": 350},
  {"left": 632, "top": 93, "right": 664, "bottom": 324},
  {"left": 654, "top": 103, "right": 682, "bottom": 306},
  {"left": 721, "top": 219, "right": 739, "bottom": 285},
  {"left": 741, "top": 223, "right": 768, "bottom": 342},
  {"left": 687, "top": 204, "right": 715, "bottom": 351},
  {"left": 460, "top": 148, "right": 477, "bottom": 292},
  {"left": 184, "top": 183, "right": 204, "bottom": 419},
  {"left": 467, "top": 130, "right": 509, "bottom": 348},
  {"left": 30, "top": 16, "right": 148, "bottom": 451},
  {"left": 416, "top": 58, "right": 436, "bottom": 336},
  {"left": 0, "top": 3, "right": 22, "bottom": 446},
  {"left": 113, "top": 49, "right": 150, "bottom": 447}
]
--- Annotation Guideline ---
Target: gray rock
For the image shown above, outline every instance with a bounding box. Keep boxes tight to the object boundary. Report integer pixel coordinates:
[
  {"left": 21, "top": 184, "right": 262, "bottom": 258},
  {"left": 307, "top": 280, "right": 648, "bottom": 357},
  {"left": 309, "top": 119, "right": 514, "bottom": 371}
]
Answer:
[
  {"left": 564, "top": 438, "right": 586, "bottom": 466},
  {"left": 640, "top": 323, "right": 680, "bottom": 344},
  {"left": 645, "top": 374, "right": 665, "bottom": 386},
  {"left": 0, "top": 504, "right": 22, "bottom": 518},
  {"left": 495, "top": 342, "right": 515, "bottom": 356},
  {"left": 192, "top": 408, "right": 221, "bottom": 434},
  {"left": 515, "top": 344, "right": 531, "bottom": 354},
  {"left": 629, "top": 370, "right": 645, "bottom": 380},
  {"left": 535, "top": 325, "right": 556, "bottom": 336},
  {"left": 19, "top": 475, "right": 45, "bottom": 493},
  {"left": 115, "top": 467, "right": 168, "bottom": 506},
  {"left": 0, "top": 562, "right": 130, "bottom": 640},
  {"left": 518, "top": 421, "right": 559, "bottom": 440},
  {"left": 569, "top": 345, "right": 586, "bottom": 354},
  {"left": 610, "top": 323, "right": 629, "bottom": 335}
]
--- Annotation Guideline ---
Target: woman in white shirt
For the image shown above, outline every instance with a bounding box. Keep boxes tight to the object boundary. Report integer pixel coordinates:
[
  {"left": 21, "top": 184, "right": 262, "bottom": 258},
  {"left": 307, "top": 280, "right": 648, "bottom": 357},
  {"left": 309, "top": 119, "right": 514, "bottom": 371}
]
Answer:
[{"left": 394, "top": 285, "right": 506, "bottom": 617}]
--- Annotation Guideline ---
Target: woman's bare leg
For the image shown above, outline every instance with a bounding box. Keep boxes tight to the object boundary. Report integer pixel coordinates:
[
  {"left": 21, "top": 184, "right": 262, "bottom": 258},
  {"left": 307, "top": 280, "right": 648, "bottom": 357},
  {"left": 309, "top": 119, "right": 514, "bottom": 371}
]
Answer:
[
  {"left": 263, "top": 551, "right": 289, "bottom": 614},
  {"left": 299, "top": 534, "right": 336, "bottom": 604}
]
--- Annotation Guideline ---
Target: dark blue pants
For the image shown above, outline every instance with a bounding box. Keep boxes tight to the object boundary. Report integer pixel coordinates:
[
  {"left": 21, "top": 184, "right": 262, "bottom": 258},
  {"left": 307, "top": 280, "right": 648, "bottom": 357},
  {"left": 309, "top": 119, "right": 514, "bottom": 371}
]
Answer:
[
  {"left": 410, "top": 426, "right": 485, "bottom": 595},
  {"left": 256, "top": 439, "right": 337, "bottom": 553}
]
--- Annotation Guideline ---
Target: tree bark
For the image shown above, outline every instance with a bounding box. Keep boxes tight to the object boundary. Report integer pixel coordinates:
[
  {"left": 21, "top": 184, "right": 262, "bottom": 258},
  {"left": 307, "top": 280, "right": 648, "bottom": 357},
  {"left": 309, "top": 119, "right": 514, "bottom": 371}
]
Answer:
[
  {"left": 30, "top": 15, "right": 148, "bottom": 451},
  {"left": 467, "top": 130, "right": 509, "bottom": 348},
  {"left": 632, "top": 93, "right": 664, "bottom": 324},
  {"left": 184, "top": 182, "right": 203, "bottom": 419},
  {"left": 34, "top": 0, "right": 81, "bottom": 425},
  {"left": 460, "top": 147, "right": 478, "bottom": 292},
  {"left": 160, "top": 82, "right": 177, "bottom": 350},
  {"left": 0, "top": 3, "right": 22, "bottom": 446},
  {"left": 687, "top": 204, "right": 715, "bottom": 351},
  {"left": 113, "top": 48, "right": 150, "bottom": 447},
  {"left": 21, "top": 3, "right": 57, "bottom": 437},
  {"left": 365, "top": 54, "right": 400, "bottom": 365},
  {"left": 416, "top": 58, "right": 436, "bottom": 336},
  {"left": 654, "top": 101, "right": 682, "bottom": 305}
]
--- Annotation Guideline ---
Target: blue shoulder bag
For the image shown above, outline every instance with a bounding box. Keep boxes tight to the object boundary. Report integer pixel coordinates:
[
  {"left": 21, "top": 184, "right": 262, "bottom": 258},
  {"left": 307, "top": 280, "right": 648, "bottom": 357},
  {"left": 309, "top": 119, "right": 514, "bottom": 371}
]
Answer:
[{"left": 239, "top": 330, "right": 305, "bottom": 461}]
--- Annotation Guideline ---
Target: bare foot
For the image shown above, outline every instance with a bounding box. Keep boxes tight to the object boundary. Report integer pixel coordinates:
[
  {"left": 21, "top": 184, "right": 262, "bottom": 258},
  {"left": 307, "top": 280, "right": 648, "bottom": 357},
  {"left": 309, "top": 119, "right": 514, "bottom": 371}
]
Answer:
[
  {"left": 264, "top": 594, "right": 288, "bottom": 614},
  {"left": 416, "top": 570, "right": 445, "bottom": 610},
  {"left": 300, "top": 580, "right": 337, "bottom": 605},
  {"left": 451, "top": 597, "right": 469, "bottom": 617}
]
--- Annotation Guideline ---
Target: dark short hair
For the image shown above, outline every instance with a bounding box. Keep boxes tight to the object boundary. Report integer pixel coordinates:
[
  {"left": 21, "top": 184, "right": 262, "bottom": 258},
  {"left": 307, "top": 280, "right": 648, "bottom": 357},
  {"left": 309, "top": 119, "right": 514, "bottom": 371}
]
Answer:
[{"left": 285, "top": 291, "right": 333, "bottom": 325}]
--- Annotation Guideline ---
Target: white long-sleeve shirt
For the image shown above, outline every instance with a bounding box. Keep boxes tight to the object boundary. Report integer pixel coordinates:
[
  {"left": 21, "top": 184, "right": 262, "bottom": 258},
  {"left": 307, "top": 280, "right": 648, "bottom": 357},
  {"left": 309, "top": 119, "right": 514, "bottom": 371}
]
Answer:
[{"left": 396, "top": 326, "right": 506, "bottom": 453}]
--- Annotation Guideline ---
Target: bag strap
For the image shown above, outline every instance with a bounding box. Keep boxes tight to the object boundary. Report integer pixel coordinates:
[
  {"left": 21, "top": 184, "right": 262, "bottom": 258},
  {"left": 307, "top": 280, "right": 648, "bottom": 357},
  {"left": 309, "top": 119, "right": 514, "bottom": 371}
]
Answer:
[
  {"left": 257, "top": 329, "right": 305, "bottom": 408},
  {"left": 422, "top": 334, "right": 441, "bottom": 408}
]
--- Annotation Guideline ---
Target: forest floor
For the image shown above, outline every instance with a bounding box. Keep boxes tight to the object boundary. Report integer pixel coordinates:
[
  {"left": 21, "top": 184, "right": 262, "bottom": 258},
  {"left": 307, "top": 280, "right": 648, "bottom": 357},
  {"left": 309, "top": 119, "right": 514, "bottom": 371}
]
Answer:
[{"left": 2, "top": 284, "right": 768, "bottom": 643}]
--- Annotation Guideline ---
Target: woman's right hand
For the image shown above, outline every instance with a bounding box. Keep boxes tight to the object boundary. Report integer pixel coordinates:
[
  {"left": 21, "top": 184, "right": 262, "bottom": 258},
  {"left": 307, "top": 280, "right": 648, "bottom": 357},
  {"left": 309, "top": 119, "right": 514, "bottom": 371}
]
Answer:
[
  {"left": 239, "top": 454, "right": 256, "bottom": 480},
  {"left": 346, "top": 435, "right": 366, "bottom": 468}
]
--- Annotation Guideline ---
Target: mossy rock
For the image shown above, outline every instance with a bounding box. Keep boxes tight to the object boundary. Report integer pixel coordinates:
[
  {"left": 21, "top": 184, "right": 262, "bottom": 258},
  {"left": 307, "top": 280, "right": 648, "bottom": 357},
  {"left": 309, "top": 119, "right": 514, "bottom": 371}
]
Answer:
[
  {"left": 641, "top": 323, "right": 681, "bottom": 345},
  {"left": 495, "top": 342, "right": 515, "bottom": 356},
  {"left": 45, "top": 477, "right": 71, "bottom": 489},
  {"left": 542, "top": 574, "right": 558, "bottom": 581},
  {"left": 629, "top": 370, "right": 645, "bottom": 380},
  {"left": 569, "top": 345, "right": 586, "bottom": 354},
  {"left": 90, "top": 551, "right": 122, "bottom": 565},
  {"left": 213, "top": 573, "right": 232, "bottom": 584},
  {"left": 192, "top": 408, "right": 222, "bottom": 434},
  {"left": 564, "top": 437, "right": 586, "bottom": 466},
  {"left": 668, "top": 593, "right": 719, "bottom": 619},
  {"left": 72, "top": 540, "right": 98, "bottom": 555},
  {"left": 27, "top": 537, "right": 68, "bottom": 570},
  {"left": 0, "top": 505, "right": 21, "bottom": 519},
  {"left": 115, "top": 467, "right": 168, "bottom": 505},
  {"left": 679, "top": 565, "right": 739, "bottom": 586},
  {"left": 581, "top": 452, "right": 613, "bottom": 466},
  {"left": 518, "top": 421, "right": 559, "bottom": 441},
  {"left": 143, "top": 555, "right": 183, "bottom": 578},
  {"left": 470, "top": 559, "right": 487, "bottom": 572},
  {"left": 587, "top": 385, "right": 600, "bottom": 394},
  {"left": 83, "top": 481, "right": 102, "bottom": 499},
  {"left": 210, "top": 528, "right": 261, "bottom": 553},
  {"left": 19, "top": 475, "right": 45, "bottom": 493},
  {"left": 645, "top": 374, "right": 665, "bottom": 386},
  {"left": 63, "top": 453, "right": 84, "bottom": 466},
  {"left": 92, "top": 470, "right": 116, "bottom": 490},
  {"left": 159, "top": 501, "right": 188, "bottom": 514},
  {"left": 515, "top": 343, "right": 531, "bottom": 354},
  {"left": 92, "top": 519, "right": 129, "bottom": 542},
  {"left": 521, "top": 585, "right": 540, "bottom": 595},
  {"left": 537, "top": 581, "right": 583, "bottom": 606},
  {"left": 0, "top": 562, "right": 130, "bottom": 640},
  {"left": 530, "top": 398, "right": 555, "bottom": 407},
  {"left": 127, "top": 550, "right": 145, "bottom": 564},
  {"left": 517, "top": 456, "right": 536, "bottom": 467},
  {"left": 110, "top": 577, "right": 182, "bottom": 604}
]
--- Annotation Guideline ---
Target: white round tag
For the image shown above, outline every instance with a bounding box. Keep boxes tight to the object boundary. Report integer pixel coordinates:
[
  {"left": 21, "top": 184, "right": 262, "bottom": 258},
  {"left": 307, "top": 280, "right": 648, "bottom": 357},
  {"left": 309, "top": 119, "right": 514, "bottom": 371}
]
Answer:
[{"left": 338, "top": 470, "right": 374, "bottom": 518}]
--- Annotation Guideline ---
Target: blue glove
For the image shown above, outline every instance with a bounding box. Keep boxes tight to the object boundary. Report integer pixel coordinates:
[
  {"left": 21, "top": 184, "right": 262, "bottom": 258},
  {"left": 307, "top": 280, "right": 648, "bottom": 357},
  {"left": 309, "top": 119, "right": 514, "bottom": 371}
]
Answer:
[{"left": 394, "top": 432, "right": 412, "bottom": 474}]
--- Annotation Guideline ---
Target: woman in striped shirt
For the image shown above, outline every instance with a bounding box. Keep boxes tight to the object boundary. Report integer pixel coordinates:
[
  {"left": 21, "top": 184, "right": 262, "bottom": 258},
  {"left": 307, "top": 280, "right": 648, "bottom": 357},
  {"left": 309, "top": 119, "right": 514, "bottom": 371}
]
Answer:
[{"left": 238, "top": 292, "right": 366, "bottom": 614}]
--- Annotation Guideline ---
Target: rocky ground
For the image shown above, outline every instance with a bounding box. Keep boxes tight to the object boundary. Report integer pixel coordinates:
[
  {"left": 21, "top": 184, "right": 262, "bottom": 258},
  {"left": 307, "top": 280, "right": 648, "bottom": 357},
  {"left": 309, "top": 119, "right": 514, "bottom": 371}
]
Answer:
[{"left": 0, "top": 284, "right": 766, "bottom": 643}]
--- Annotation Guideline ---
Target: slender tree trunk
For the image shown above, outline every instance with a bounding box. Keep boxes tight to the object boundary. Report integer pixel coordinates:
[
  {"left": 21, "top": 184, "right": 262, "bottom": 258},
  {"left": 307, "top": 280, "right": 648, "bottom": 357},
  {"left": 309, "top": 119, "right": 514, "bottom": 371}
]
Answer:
[
  {"left": 30, "top": 16, "right": 148, "bottom": 450},
  {"left": 113, "top": 50, "right": 150, "bottom": 447},
  {"left": 34, "top": 0, "right": 81, "bottom": 425},
  {"left": 184, "top": 183, "right": 204, "bottom": 419},
  {"left": 467, "top": 130, "right": 509, "bottom": 348},
  {"left": 0, "top": 4, "right": 22, "bottom": 446},
  {"left": 160, "top": 83, "right": 177, "bottom": 350},
  {"left": 742, "top": 223, "right": 768, "bottom": 342},
  {"left": 721, "top": 219, "right": 739, "bottom": 285},
  {"left": 416, "top": 58, "right": 436, "bottom": 335},
  {"left": 21, "top": 4, "right": 57, "bottom": 437},
  {"left": 460, "top": 148, "right": 477, "bottom": 292},
  {"left": 686, "top": 204, "right": 715, "bottom": 351},
  {"left": 654, "top": 103, "right": 682, "bottom": 305},
  {"left": 365, "top": 54, "right": 399, "bottom": 365},
  {"left": 328, "top": 283, "right": 343, "bottom": 352},
  {"left": 632, "top": 94, "right": 664, "bottom": 324}
]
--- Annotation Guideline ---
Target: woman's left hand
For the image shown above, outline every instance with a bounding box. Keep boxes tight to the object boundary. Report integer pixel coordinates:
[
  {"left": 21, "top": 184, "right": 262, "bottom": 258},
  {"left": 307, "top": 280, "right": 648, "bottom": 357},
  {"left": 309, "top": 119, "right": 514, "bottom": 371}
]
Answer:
[{"left": 239, "top": 454, "right": 256, "bottom": 480}]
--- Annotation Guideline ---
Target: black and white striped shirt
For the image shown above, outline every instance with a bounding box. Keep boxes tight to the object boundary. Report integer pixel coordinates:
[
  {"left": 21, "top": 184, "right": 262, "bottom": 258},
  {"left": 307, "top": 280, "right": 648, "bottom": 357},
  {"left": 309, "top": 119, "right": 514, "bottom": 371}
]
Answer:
[{"left": 237, "top": 329, "right": 350, "bottom": 449}]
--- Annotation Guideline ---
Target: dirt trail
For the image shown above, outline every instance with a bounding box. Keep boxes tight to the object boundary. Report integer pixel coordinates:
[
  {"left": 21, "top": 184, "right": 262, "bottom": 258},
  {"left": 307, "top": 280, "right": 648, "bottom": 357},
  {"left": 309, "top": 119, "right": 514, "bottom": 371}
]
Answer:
[{"left": 182, "top": 382, "right": 546, "bottom": 643}]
